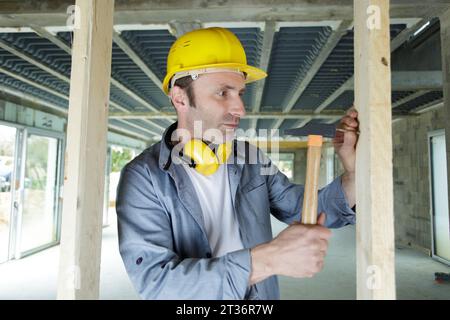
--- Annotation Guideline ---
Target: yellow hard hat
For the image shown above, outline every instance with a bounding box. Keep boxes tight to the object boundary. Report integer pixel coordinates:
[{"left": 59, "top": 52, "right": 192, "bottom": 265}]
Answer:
[{"left": 163, "top": 27, "right": 267, "bottom": 94}]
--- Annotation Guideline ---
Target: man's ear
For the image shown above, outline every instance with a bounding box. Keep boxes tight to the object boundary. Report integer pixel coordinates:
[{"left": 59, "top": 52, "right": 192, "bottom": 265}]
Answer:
[{"left": 169, "top": 86, "right": 189, "bottom": 112}]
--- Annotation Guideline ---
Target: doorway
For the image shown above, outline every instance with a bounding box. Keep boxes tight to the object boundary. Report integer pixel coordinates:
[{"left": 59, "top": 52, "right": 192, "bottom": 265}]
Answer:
[
  {"left": 429, "top": 130, "right": 450, "bottom": 264},
  {"left": 0, "top": 123, "right": 63, "bottom": 263},
  {"left": 19, "top": 132, "right": 61, "bottom": 255},
  {"left": 0, "top": 125, "right": 16, "bottom": 263}
]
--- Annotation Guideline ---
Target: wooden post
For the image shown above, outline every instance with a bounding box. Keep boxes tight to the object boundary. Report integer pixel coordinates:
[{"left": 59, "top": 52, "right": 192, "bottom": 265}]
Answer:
[
  {"left": 57, "top": 0, "right": 115, "bottom": 299},
  {"left": 440, "top": 8, "right": 450, "bottom": 255},
  {"left": 354, "top": 0, "right": 396, "bottom": 299}
]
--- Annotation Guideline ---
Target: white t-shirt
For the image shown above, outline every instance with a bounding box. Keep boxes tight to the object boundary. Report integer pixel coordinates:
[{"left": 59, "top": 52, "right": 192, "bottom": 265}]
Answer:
[{"left": 182, "top": 163, "right": 244, "bottom": 257}]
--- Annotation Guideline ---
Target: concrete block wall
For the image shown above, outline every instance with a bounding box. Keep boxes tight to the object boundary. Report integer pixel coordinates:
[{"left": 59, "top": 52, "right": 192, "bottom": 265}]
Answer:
[{"left": 392, "top": 107, "right": 446, "bottom": 252}]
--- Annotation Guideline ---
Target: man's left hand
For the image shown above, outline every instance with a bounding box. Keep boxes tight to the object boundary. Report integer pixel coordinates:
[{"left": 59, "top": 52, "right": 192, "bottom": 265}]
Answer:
[{"left": 333, "top": 107, "right": 359, "bottom": 173}]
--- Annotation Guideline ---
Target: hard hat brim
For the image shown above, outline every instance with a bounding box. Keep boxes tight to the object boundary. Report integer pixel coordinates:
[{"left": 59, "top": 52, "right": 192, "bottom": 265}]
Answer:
[{"left": 163, "top": 63, "right": 267, "bottom": 94}]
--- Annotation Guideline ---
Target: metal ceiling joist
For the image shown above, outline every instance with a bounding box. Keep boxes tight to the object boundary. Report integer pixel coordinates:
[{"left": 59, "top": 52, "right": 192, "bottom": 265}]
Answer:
[
  {"left": 392, "top": 90, "right": 432, "bottom": 108},
  {"left": 314, "top": 76, "right": 353, "bottom": 114},
  {"left": 0, "top": 65, "right": 67, "bottom": 100},
  {"left": 168, "top": 21, "right": 203, "bottom": 38},
  {"left": 411, "top": 98, "right": 444, "bottom": 114},
  {"left": 281, "top": 20, "right": 353, "bottom": 114},
  {"left": 271, "top": 20, "right": 352, "bottom": 130},
  {"left": 291, "top": 117, "right": 313, "bottom": 131},
  {"left": 0, "top": 39, "right": 68, "bottom": 82},
  {"left": 313, "top": 70, "right": 443, "bottom": 113},
  {"left": 250, "top": 20, "right": 277, "bottom": 133},
  {"left": 114, "top": 23, "right": 170, "bottom": 32},
  {"left": 112, "top": 30, "right": 164, "bottom": 91},
  {"left": 0, "top": 82, "right": 66, "bottom": 115},
  {"left": 30, "top": 25, "right": 71, "bottom": 54}
]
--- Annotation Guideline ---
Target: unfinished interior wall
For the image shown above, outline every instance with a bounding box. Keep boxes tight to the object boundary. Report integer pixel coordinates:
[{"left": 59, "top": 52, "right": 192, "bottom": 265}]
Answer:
[
  {"left": 0, "top": 99, "right": 66, "bottom": 132},
  {"left": 392, "top": 107, "right": 444, "bottom": 252}
]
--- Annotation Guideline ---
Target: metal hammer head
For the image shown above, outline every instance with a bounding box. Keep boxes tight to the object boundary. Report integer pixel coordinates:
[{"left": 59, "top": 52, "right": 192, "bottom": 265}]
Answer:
[{"left": 283, "top": 123, "right": 337, "bottom": 138}]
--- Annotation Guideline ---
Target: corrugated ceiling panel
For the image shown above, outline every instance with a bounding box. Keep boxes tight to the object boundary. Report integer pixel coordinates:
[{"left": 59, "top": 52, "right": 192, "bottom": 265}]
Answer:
[
  {"left": 294, "top": 24, "right": 407, "bottom": 111},
  {"left": 0, "top": 42, "right": 69, "bottom": 97},
  {"left": 257, "top": 119, "right": 276, "bottom": 131},
  {"left": 279, "top": 119, "right": 300, "bottom": 131},
  {"left": 229, "top": 28, "right": 262, "bottom": 109},
  {"left": 0, "top": 72, "right": 67, "bottom": 108},
  {"left": 326, "top": 90, "right": 354, "bottom": 110},
  {"left": 396, "top": 90, "right": 443, "bottom": 112},
  {"left": 392, "top": 91, "right": 415, "bottom": 104},
  {"left": 109, "top": 119, "right": 155, "bottom": 137},
  {"left": 326, "top": 90, "right": 418, "bottom": 111},
  {"left": 262, "top": 26, "right": 333, "bottom": 111}
]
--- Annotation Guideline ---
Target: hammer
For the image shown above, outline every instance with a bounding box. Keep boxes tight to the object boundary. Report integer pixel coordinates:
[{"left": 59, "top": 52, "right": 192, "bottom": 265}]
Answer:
[{"left": 284, "top": 123, "right": 342, "bottom": 224}]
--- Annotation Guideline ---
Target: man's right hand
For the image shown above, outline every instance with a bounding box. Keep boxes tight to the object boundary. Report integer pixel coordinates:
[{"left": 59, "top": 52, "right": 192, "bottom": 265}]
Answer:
[{"left": 249, "top": 213, "right": 331, "bottom": 285}]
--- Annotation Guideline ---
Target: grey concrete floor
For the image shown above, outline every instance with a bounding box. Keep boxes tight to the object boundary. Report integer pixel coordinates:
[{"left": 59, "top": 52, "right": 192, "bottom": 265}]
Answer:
[
  {"left": 0, "top": 215, "right": 449, "bottom": 300},
  {"left": 271, "top": 218, "right": 450, "bottom": 300}
]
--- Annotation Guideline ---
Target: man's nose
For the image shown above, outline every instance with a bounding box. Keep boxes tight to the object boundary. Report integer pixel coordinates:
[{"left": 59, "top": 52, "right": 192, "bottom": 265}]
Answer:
[{"left": 230, "top": 96, "right": 246, "bottom": 119}]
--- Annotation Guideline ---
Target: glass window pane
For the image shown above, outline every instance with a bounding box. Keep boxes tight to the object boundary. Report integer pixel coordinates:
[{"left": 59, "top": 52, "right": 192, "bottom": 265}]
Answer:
[
  {"left": 109, "top": 146, "right": 136, "bottom": 208},
  {"left": 20, "top": 135, "right": 58, "bottom": 253},
  {"left": 267, "top": 153, "right": 295, "bottom": 181},
  {"left": 0, "top": 125, "right": 16, "bottom": 263}
]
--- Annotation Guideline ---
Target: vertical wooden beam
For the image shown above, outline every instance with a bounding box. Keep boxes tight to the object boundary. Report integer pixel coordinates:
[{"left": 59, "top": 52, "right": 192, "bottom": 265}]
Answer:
[
  {"left": 57, "top": 0, "right": 115, "bottom": 299},
  {"left": 354, "top": 0, "right": 396, "bottom": 300},
  {"left": 440, "top": 7, "right": 450, "bottom": 260}
]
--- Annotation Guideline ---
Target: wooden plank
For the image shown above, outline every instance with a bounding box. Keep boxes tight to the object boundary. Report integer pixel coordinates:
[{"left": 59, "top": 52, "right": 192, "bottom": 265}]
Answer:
[
  {"left": 248, "top": 140, "right": 334, "bottom": 151},
  {"left": 354, "top": 0, "right": 396, "bottom": 300},
  {"left": 57, "top": 0, "right": 115, "bottom": 300},
  {"left": 108, "top": 111, "right": 345, "bottom": 120}
]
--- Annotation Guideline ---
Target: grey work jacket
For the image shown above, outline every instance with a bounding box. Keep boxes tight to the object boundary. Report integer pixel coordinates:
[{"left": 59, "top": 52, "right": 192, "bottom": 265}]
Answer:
[{"left": 116, "top": 122, "right": 355, "bottom": 300}]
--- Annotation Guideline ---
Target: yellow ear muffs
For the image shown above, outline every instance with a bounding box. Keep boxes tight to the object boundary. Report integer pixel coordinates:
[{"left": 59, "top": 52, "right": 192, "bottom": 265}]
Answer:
[{"left": 182, "top": 140, "right": 233, "bottom": 176}]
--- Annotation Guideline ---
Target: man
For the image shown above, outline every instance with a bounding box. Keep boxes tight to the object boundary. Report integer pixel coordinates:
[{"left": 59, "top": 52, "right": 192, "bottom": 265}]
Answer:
[{"left": 116, "top": 27, "right": 359, "bottom": 300}]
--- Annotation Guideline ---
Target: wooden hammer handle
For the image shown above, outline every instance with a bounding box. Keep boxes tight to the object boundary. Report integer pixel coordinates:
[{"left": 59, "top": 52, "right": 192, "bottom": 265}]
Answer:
[{"left": 301, "top": 135, "right": 323, "bottom": 224}]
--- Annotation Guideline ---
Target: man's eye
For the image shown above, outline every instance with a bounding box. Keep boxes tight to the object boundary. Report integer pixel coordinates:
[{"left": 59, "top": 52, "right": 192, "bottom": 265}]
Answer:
[{"left": 218, "top": 91, "right": 226, "bottom": 97}]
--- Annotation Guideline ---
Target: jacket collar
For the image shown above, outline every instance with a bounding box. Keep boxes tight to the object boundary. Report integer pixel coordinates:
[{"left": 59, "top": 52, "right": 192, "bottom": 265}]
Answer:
[
  {"left": 158, "top": 121, "right": 178, "bottom": 171},
  {"left": 158, "top": 121, "right": 245, "bottom": 172}
]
